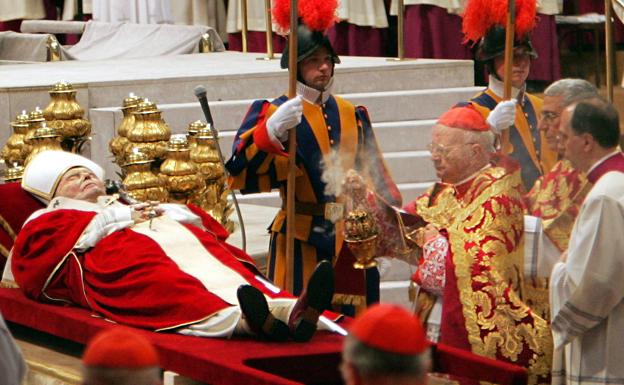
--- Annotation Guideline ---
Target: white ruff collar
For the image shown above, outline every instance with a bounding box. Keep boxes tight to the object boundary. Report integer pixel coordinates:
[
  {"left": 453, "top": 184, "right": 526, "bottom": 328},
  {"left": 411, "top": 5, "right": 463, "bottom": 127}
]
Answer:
[
  {"left": 296, "top": 77, "right": 334, "bottom": 105},
  {"left": 488, "top": 75, "right": 525, "bottom": 102}
]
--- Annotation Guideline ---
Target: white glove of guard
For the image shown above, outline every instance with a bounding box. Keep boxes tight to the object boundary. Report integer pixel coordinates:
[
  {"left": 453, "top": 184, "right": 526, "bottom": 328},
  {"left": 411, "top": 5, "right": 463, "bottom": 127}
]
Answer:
[
  {"left": 266, "top": 96, "right": 303, "bottom": 144},
  {"left": 486, "top": 99, "right": 517, "bottom": 134}
]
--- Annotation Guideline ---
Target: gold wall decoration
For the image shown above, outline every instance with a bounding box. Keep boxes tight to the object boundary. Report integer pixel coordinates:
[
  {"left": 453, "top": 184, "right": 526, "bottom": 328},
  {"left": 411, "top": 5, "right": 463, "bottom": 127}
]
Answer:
[
  {"left": 159, "top": 134, "right": 203, "bottom": 203},
  {"left": 43, "top": 81, "right": 91, "bottom": 152},
  {"left": 110, "top": 93, "right": 142, "bottom": 165},
  {"left": 121, "top": 149, "right": 168, "bottom": 202},
  {"left": 1, "top": 111, "right": 30, "bottom": 167}
]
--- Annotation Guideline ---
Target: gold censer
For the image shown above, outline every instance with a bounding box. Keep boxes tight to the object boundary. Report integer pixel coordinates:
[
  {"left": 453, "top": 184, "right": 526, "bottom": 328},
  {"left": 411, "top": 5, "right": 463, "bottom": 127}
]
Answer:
[{"left": 344, "top": 208, "right": 379, "bottom": 269}]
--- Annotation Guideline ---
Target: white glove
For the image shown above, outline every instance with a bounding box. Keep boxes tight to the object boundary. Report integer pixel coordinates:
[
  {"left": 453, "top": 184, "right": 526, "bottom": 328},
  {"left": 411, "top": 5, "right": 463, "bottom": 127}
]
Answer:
[
  {"left": 486, "top": 99, "right": 517, "bottom": 134},
  {"left": 266, "top": 96, "right": 303, "bottom": 144}
]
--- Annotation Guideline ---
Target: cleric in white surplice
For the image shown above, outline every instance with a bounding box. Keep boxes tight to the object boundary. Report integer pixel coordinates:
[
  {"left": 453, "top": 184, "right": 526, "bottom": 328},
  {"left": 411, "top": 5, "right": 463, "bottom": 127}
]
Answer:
[{"left": 549, "top": 97, "right": 624, "bottom": 385}]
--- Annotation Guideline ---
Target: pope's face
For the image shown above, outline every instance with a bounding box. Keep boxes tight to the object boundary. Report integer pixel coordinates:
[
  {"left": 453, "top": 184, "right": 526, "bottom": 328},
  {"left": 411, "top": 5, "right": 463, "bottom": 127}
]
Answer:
[
  {"left": 55, "top": 167, "right": 105, "bottom": 203},
  {"left": 539, "top": 95, "right": 564, "bottom": 155},
  {"left": 299, "top": 46, "right": 333, "bottom": 91}
]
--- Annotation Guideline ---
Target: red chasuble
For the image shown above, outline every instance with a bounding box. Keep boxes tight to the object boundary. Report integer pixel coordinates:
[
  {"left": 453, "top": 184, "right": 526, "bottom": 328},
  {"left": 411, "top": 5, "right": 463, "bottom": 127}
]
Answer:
[
  {"left": 11, "top": 205, "right": 290, "bottom": 331},
  {"left": 406, "top": 167, "right": 552, "bottom": 385}
]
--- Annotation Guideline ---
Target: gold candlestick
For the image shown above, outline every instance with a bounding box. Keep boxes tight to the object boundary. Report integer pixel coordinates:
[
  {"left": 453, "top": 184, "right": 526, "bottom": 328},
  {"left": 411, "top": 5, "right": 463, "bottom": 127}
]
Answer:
[
  {"left": 160, "top": 135, "right": 204, "bottom": 204},
  {"left": 121, "top": 150, "right": 168, "bottom": 202},
  {"left": 110, "top": 93, "right": 142, "bottom": 165},
  {"left": 24, "top": 124, "right": 63, "bottom": 165},
  {"left": 2, "top": 164, "right": 24, "bottom": 183},
  {"left": 125, "top": 99, "right": 171, "bottom": 163},
  {"left": 189, "top": 126, "right": 233, "bottom": 231},
  {"left": 43, "top": 81, "right": 91, "bottom": 152},
  {"left": 1, "top": 111, "right": 30, "bottom": 166}
]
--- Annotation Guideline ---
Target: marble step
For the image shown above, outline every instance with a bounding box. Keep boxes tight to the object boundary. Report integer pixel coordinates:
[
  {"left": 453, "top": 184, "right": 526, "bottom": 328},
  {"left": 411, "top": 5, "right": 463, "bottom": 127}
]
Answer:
[
  {"left": 0, "top": 53, "right": 474, "bottom": 107},
  {"left": 374, "top": 119, "right": 436, "bottom": 152}
]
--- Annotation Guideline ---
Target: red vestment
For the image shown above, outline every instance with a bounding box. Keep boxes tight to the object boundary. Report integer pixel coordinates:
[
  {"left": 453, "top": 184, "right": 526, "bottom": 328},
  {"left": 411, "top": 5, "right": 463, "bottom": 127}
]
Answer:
[
  {"left": 406, "top": 167, "right": 552, "bottom": 385},
  {"left": 11, "top": 204, "right": 291, "bottom": 331}
]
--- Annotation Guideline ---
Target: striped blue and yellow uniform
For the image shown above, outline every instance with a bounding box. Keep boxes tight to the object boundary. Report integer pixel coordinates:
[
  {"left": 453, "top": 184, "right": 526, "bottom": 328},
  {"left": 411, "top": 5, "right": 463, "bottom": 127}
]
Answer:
[{"left": 226, "top": 94, "right": 401, "bottom": 306}]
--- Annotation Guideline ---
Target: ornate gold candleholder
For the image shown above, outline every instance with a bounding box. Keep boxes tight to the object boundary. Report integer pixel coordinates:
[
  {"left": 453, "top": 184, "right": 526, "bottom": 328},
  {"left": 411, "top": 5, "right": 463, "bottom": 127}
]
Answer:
[
  {"left": 43, "top": 81, "right": 91, "bottom": 152},
  {"left": 125, "top": 99, "right": 171, "bottom": 163},
  {"left": 344, "top": 208, "right": 379, "bottom": 269},
  {"left": 24, "top": 107, "right": 46, "bottom": 146},
  {"left": 189, "top": 126, "right": 233, "bottom": 231},
  {"left": 1, "top": 111, "right": 30, "bottom": 166},
  {"left": 24, "top": 124, "right": 63, "bottom": 165},
  {"left": 110, "top": 93, "right": 142, "bottom": 165},
  {"left": 186, "top": 120, "right": 204, "bottom": 151},
  {"left": 2, "top": 164, "right": 24, "bottom": 183},
  {"left": 121, "top": 149, "right": 168, "bottom": 202},
  {"left": 160, "top": 135, "right": 203, "bottom": 204}
]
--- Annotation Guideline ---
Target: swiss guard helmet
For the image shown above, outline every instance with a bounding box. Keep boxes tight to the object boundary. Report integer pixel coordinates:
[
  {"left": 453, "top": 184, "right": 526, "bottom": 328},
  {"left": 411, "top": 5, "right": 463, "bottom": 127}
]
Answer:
[
  {"left": 272, "top": 0, "right": 339, "bottom": 69},
  {"left": 476, "top": 25, "right": 538, "bottom": 62},
  {"left": 280, "top": 23, "right": 340, "bottom": 69},
  {"left": 462, "top": 0, "right": 538, "bottom": 75}
]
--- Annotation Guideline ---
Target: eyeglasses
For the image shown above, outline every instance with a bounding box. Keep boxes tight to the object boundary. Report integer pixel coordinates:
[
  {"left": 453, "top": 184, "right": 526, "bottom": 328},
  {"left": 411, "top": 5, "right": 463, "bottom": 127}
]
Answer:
[
  {"left": 541, "top": 111, "right": 560, "bottom": 123},
  {"left": 426, "top": 142, "right": 473, "bottom": 157}
]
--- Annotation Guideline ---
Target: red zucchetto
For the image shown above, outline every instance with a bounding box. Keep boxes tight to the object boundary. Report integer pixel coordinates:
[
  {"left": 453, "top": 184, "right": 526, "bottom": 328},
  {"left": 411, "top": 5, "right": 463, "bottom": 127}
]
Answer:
[
  {"left": 437, "top": 105, "right": 490, "bottom": 132},
  {"left": 83, "top": 327, "right": 160, "bottom": 369},
  {"left": 349, "top": 304, "right": 428, "bottom": 355}
]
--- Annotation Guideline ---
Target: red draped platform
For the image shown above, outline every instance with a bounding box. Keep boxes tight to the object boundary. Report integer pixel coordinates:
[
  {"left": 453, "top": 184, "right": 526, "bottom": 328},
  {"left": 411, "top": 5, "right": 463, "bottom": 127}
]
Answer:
[
  {"left": 0, "top": 287, "right": 529, "bottom": 385},
  {"left": 0, "top": 287, "right": 345, "bottom": 385}
]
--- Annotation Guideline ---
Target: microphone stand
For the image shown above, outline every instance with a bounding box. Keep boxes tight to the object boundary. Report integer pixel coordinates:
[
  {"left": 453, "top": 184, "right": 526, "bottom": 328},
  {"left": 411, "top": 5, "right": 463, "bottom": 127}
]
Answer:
[{"left": 194, "top": 86, "right": 247, "bottom": 252}]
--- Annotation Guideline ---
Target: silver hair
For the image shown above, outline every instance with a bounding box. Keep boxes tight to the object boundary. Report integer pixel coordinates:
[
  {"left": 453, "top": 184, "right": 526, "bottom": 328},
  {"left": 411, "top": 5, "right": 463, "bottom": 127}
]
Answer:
[
  {"left": 82, "top": 366, "right": 161, "bottom": 385},
  {"left": 544, "top": 78, "right": 598, "bottom": 107},
  {"left": 342, "top": 334, "right": 430, "bottom": 379}
]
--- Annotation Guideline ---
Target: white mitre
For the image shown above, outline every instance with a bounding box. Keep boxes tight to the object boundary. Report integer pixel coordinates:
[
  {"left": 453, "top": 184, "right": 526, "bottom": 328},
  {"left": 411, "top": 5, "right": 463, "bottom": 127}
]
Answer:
[{"left": 21, "top": 151, "right": 105, "bottom": 203}]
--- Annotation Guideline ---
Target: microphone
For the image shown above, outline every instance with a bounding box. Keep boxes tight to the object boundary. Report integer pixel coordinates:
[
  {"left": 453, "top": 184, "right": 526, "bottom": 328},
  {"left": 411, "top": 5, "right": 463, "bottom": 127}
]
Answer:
[{"left": 193, "top": 85, "right": 215, "bottom": 126}]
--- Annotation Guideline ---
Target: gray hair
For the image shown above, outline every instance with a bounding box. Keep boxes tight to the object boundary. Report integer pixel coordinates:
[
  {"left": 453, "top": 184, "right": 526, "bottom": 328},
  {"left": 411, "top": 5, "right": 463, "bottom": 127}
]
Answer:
[
  {"left": 82, "top": 366, "right": 161, "bottom": 385},
  {"left": 462, "top": 129, "right": 496, "bottom": 153},
  {"left": 342, "top": 334, "right": 430, "bottom": 379},
  {"left": 544, "top": 78, "right": 598, "bottom": 107}
]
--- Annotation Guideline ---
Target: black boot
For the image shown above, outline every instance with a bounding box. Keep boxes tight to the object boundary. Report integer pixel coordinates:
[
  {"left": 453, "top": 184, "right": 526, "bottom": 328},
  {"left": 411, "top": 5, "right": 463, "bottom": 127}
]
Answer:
[
  {"left": 288, "top": 260, "right": 334, "bottom": 342},
  {"left": 237, "top": 285, "right": 289, "bottom": 342}
]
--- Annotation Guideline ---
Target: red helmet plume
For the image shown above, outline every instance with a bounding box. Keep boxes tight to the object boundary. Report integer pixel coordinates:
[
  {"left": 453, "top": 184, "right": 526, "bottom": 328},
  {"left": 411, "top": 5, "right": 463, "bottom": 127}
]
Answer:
[
  {"left": 272, "top": 0, "right": 338, "bottom": 34},
  {"left": 462, "top": 0, "right": 537, "bottom": 44}
]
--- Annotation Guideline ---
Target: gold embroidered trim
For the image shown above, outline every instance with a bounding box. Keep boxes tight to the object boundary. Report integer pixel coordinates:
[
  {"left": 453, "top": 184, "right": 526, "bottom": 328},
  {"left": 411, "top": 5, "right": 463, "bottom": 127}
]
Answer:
[
  {"left": 332, "top": 293, "right": 364, "bottom": 306},
  {"left": 0, "top": 243, "right": 8, "bottom": 259},
  {"left": 0, "top": 215, "right": 16, "bottom": 240}
]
